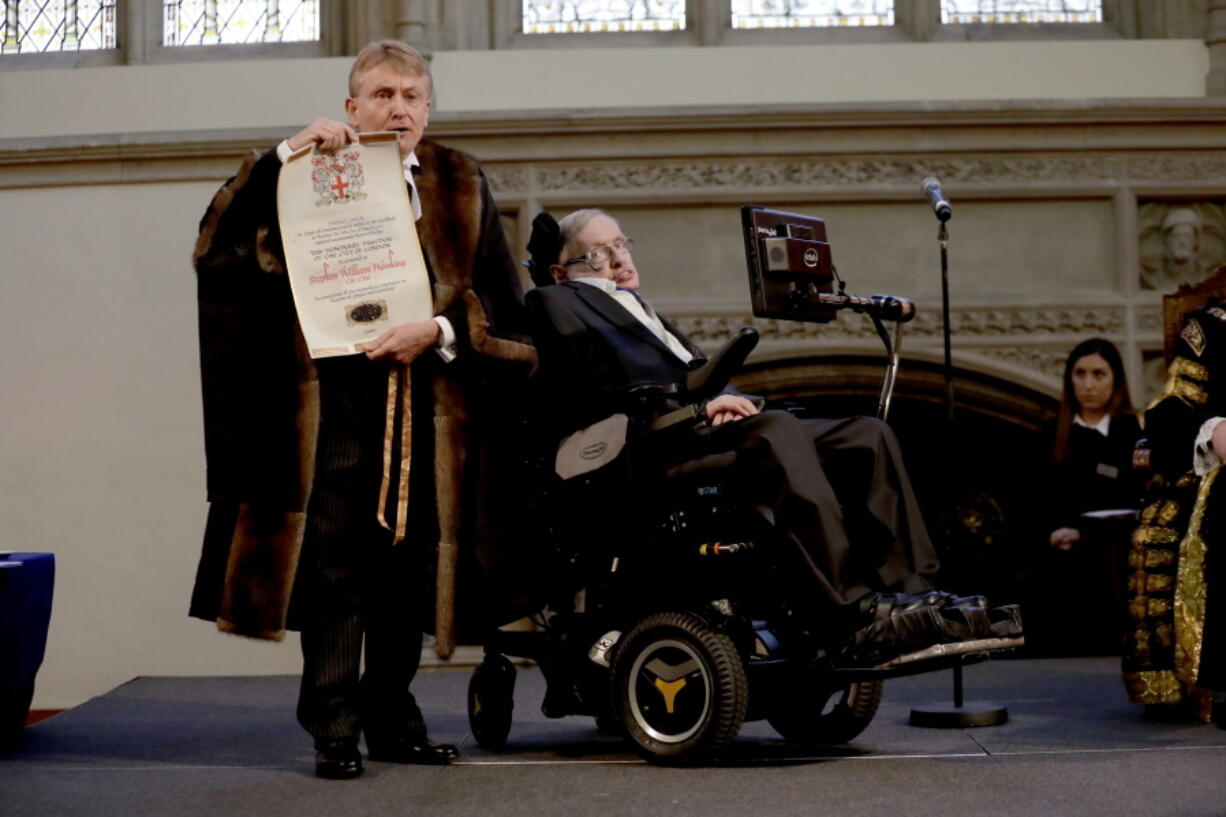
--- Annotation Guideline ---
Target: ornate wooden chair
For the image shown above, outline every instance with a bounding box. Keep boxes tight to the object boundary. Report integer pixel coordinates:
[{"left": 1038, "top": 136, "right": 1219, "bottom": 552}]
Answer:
[
  {"left": 1134, "top": 264, "right": 1226, "bottom": 474},
  {"left": 1161, "top": 264, "right": 1226, "bottom": 366}
]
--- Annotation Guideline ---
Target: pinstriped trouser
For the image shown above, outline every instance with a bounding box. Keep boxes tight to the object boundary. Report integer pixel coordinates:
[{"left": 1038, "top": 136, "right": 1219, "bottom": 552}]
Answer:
[
  {"left": 295, "top": 355, "right": 436, "bottom": 748},
  {"left": 705, "top": 411, "right": 939, "bottom": 610}
]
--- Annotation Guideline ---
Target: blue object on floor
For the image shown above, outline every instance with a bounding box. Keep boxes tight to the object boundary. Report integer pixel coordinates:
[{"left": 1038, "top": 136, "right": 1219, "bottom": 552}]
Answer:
[{"left": 0, "top": 552, "right": 55, "bottom": 745}]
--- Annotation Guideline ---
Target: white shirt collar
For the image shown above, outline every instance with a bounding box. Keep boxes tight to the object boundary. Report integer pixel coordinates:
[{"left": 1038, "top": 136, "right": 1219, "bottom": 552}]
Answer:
[
  {"left": 1073, "top": 413, "right": 1111, "bottom": 436},
  {"left": 572, "top": 275, "right": 619, "bottom": 294}
]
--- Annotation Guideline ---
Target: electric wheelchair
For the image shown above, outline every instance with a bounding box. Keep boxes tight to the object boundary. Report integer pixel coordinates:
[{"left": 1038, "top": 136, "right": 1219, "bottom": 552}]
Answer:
[{"left": 466, "top": 208, "right": 1022, "bottom": 764}]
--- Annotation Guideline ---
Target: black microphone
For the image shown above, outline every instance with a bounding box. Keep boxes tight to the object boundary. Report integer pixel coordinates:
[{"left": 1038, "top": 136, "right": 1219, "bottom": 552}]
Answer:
[
  {"left": 869, "top": 294, "right": 916, "bottom": 323},
  {"left": 921, "top": 176, "right": 952, "bottom": 222}
]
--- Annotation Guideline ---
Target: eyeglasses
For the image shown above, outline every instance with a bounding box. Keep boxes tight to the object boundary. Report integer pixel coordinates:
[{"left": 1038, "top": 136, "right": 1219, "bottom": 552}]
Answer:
[{"left": 562, "top": 238, "right": 634, "bottom": 272}]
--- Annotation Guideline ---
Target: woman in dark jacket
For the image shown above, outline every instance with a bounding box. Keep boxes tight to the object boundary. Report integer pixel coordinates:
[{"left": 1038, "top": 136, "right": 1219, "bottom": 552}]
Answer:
[
  {"left": 1033, "top": 338, "right": 1141, "bottom": 654},
  {"left": 1048, "top": 338, "right": 1142, "bottom": 549}
]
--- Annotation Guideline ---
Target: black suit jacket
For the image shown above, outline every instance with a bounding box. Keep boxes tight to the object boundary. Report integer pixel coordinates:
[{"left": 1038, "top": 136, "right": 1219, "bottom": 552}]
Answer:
[{"left": 525, "top": 281, "right": 706, "bottom": 430}]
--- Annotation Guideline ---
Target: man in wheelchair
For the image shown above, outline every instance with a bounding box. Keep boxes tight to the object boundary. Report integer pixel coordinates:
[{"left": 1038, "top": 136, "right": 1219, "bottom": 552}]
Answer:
[{"left": 467, "top": 208, "right": 1022, "bottom": 762}]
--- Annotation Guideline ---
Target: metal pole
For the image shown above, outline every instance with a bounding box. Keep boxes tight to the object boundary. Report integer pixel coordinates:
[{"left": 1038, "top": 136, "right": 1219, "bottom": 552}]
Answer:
[{"left": 940, "top": 221, "right": 952, "bottom": 422}]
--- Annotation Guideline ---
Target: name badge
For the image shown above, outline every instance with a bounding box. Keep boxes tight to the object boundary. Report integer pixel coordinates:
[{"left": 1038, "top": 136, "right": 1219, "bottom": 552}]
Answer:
[{"left": 1096, "top": 462, "right": 1120, "bottom": 479}]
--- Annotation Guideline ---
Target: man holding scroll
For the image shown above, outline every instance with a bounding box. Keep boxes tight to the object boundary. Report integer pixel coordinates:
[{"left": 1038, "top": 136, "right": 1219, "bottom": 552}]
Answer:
[{"left": 188, "top": 40, "right": 534, "bottom": 779}]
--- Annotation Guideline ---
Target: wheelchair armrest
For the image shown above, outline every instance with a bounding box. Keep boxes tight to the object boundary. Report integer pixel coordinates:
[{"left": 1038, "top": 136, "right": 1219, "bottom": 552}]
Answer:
[
  {"left": 647, "top": 403, "right": 704, "bottom": 433},
  {"left": 600, "top": 381, "right": 681, "bottom": 417},
  {"left": 684, "top": 327, "right": 759, "bottom": 402},
  {"left": 585, "top": 328, "right": 759, "bottom": 435}
]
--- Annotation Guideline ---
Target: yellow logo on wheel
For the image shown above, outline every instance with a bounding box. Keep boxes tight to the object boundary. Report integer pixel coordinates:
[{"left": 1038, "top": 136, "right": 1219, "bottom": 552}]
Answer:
[
  {"left": 645, "top": 657, "right": 700, "bottom": 714},
  {"left": 653, "top": 678, "right": 687, "bottom": 714}
]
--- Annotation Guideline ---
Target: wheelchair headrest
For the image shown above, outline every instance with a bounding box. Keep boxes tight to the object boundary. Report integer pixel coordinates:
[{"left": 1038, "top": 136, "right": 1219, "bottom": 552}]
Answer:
[
  {"left": 524, "top": 211, "right": 562, "bottom": 288},
  {"left": 685, "top": 326, "right": 759, "bottom": 400}
]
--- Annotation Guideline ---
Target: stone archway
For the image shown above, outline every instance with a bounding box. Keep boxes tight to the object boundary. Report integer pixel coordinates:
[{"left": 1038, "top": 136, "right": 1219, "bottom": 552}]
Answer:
[
  {"left": 733, "top": 353, "right": 1059, "bottom": 430},
  {"left": 732, "top": 354, "right": 1063, "bottom": 603}
]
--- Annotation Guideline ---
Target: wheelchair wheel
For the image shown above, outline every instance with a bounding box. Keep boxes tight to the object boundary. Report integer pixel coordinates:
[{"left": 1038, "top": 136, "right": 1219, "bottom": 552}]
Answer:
[
  {"left": 767, "top": 679, "right": 883, "bottom": 746},
  {"left": 468, "top": 654, "right": 516, "bottom": 750},
  {"left": 611, "top": 612, "right": 747, "bottom": 763}
]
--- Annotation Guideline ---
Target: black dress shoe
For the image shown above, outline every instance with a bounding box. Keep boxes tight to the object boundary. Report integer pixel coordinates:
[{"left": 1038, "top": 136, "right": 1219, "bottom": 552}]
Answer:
[
  {"left": 846, "top": 591, "right": 941, "bottom": 628},
  {"left": 315, "top": 739, "right": 363, "bottom": 780},
  {"left": 934, "top": 604, "right": 993, "bottom": 641},
  {"left": 835, "top": 606, "right": 946, "bottom": 667},
  {"left": 987, "top": 604, "right": 1024, "bottom": 638},
  {"left": 366, "top": 737, "right": 459, "bottom": 765}
]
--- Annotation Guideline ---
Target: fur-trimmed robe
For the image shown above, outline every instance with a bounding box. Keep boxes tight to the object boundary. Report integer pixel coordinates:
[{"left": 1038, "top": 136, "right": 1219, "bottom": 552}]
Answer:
[{"left": 188, "top": 140, "right": 535, "bottom": 653}]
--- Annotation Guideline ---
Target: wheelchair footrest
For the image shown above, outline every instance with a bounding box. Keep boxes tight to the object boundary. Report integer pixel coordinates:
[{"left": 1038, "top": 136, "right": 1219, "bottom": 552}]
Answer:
[
  {"left": 826, "top": 636, "right": 1024, "bottom": 681},
  {"left": 874, "top": 636, "right": 1024, "bottom": 669}
]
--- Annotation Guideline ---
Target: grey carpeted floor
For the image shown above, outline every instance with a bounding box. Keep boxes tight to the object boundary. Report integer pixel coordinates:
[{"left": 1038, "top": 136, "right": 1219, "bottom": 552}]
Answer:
[{"left": 4, "top": 657, "right": 1226, "bottom": 817}]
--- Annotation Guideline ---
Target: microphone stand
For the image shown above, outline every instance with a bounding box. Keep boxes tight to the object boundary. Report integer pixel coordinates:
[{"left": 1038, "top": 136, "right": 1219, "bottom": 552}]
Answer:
[
  {"left": 940, "top": 221, "right": 953, "bottom": 423},
  {"left": 908, "top": 213, "right": 1010, "bottom": 729}
]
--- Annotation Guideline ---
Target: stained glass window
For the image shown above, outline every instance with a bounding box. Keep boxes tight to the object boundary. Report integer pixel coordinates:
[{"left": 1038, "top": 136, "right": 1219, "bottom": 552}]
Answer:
[
  {"left": 523, "top": 1, "right": 686, "bottom": 34},
  {"left": 1, "top": 1, "right": 116, "bottom": 54},
  {"left": 940, "top": 1, "right": 1102, "bottom": 24},
  {"left": 163, "top": 0, "right": 319, "bottom": 46},
  {"left": 731, "top": 0, "right": 894, "bottom": 29}
]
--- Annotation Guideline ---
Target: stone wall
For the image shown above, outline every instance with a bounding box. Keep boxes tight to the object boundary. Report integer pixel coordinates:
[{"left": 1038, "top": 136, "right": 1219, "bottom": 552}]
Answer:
[{"left": 3, "top": 34, "right": 1225, "bottom": 708}]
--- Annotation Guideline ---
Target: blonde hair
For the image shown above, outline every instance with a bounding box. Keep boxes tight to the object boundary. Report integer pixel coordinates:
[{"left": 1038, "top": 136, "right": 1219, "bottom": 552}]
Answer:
[{"left": 348, "top": 40, "right": 432, "bottom": 98}]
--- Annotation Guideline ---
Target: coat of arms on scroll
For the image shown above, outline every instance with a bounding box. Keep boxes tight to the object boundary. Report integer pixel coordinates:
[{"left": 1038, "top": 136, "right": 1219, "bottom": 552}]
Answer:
[{"left": 311, "top": 151, "right": 368, "bottom": 206}]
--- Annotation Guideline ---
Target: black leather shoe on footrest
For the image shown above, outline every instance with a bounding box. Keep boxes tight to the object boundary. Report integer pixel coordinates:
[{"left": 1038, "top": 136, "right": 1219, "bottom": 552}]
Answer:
[
  {"left": 837, "top": 606, "right": 945, "bottom": 667},
  {"left": 944, "top": 594, "right": 989, "bottom": 610},
  {"left": 988, "top": 604, "right": 1024, "bottom": 638},
  {"left": 854, "top": 591, "right": 938, "bottom": 625},
  {"left": 315, "top": 739, "right": 363, "bottom": 780},
  {"left": 935, "top": 605, "right": 993, "bottom": 641},
  {"left": 367, "top": 738, "right": 459, "bottom": 765}
]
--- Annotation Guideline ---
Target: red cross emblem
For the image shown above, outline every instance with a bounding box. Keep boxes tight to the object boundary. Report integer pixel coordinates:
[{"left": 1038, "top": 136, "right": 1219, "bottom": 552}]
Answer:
[{"left": 311, "top": 152, "right": 365, "bottom": 206}]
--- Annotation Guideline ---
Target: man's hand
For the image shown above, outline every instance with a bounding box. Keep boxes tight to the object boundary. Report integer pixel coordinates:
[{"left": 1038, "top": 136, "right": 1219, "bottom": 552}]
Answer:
[
  {"left": 287, "top": 117, "right": 359, "bottom": 153},
  {"left": 1049, "top": 527, "right": 1081, "bottom": 551},
  {"left": 364, "top": 320, "right": 441, "bottom": 365},
  {"left": 705, "top": 394, "right": 759, "bottom": 427}
]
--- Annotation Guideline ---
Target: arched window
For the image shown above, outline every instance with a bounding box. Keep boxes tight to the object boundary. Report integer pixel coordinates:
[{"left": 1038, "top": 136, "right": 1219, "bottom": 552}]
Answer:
[
  {"left": 509, "top": 1, "right": 1113, "bottom": 47},
  {"left": 162, "top": 0, "right": 319, "bottom": 46},
  {"left": 1, "top": 0, "right": 327, "bottom": 63},
  {"left": 730, "top": 1, "right": 895, "bottom": 29},
  {"left": 1, "top": 0, "right": 116, "bottom": 54},
  {"left": 940, "top": 1, "right": 1102, "bottom": 25},
  {"left": 522, "top": 1, "right": 687, "bottom": 34}
]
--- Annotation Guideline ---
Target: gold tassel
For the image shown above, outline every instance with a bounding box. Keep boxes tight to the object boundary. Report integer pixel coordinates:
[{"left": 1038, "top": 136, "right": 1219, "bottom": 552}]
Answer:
[{"left": 377, "top": 364, "right": 413, "bottom": 543}]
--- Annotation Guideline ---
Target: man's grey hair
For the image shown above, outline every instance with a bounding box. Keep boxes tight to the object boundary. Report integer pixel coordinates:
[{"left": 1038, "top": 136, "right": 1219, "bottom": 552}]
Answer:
[
  {"left": 557, "top": 208, "right": 616, "bottom": 263},
  {"left": 349, "top": 39, "right": 433, "bottom": 98}
]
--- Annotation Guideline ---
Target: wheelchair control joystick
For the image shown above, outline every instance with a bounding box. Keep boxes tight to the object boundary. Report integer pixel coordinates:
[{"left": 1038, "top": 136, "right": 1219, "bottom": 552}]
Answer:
[{"left": 697, "top": 542, "right": 753, "bottom": 557}]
